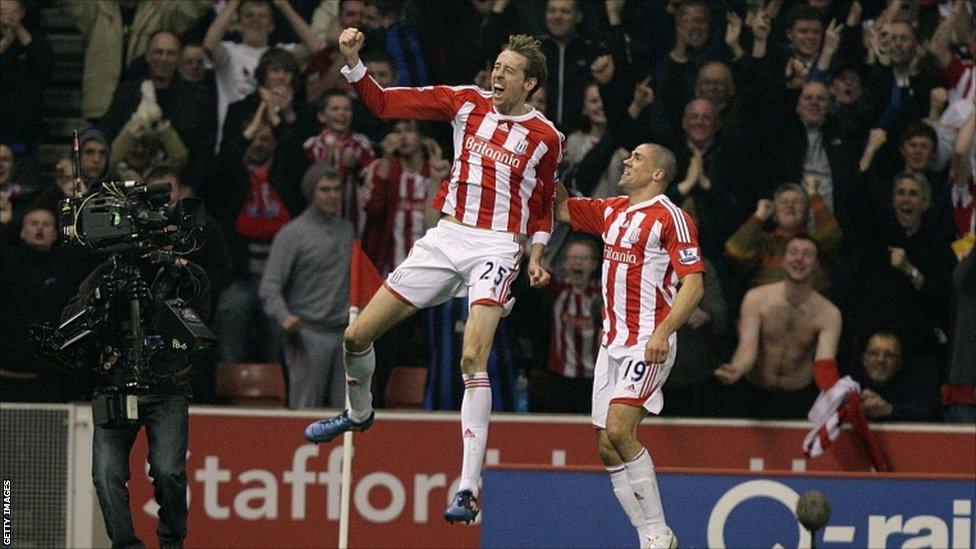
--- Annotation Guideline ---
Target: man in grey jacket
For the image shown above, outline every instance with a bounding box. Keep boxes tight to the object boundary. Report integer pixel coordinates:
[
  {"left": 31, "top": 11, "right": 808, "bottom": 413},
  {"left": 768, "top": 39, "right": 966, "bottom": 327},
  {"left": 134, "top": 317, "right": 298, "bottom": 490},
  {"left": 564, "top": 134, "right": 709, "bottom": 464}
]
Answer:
[{"left": 260, "top": 163, "right": 353, "bottom": 408}]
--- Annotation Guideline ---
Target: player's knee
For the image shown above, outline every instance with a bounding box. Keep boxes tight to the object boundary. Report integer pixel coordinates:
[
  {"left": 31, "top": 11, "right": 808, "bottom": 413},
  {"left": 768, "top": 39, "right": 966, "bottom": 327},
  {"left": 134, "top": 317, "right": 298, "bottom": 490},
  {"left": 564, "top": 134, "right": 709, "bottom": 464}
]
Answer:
[
  {"left": 458, "top": 350, "right": 482, "bottom": 375},
  {"left": 596, "top": 432, "right": 619, "bottom": 465},
  {"left": 459, "top": 343, "right": 489, "bottom": 375},
  {"left": 343, "top": 323, "right": 372, "bottom": 353},
  {"left": 605, "top": 421, "right": 633, "bottom": 451}
]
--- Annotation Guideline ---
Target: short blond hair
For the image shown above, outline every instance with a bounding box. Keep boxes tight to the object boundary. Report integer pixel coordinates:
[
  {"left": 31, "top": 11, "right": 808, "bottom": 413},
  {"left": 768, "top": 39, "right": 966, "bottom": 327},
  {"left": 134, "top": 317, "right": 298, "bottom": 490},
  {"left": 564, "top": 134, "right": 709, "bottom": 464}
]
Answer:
[{"left": 502, "top": 34, "right": 547, "bottom": 98}]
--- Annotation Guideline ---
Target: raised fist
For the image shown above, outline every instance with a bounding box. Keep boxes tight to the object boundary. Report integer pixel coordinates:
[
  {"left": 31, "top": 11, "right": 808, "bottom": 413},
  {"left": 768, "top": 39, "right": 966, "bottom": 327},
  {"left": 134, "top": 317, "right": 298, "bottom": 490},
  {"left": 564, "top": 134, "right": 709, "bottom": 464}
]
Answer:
[
  {"left": 339, "top": 27, "right": 365, "bottom": 63},
  {"left": 755, "top": 199, "right": 774, "bottom": 221},
  {"left": 590, "top": 54, "right": 615, "bottom": 85},
  {"left": 887, "top": 246, "right": 907, "bottom": 271},
  {"left": 867, "top": 128, "right": 887, "bottom": 150}
]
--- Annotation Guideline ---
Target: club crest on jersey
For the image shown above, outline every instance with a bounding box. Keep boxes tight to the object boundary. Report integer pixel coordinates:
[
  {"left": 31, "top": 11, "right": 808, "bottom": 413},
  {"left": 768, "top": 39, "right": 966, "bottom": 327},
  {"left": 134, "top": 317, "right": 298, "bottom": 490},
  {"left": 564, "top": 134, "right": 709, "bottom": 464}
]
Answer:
[
  {"left": 513, "top": 139, "right": 528, "bottom": 154},
  {"left": 624, "top": 227, "right": 642, "bottom": 245},
  {"left": 678, "top": 247, "right": 700, "bottom": 265}
]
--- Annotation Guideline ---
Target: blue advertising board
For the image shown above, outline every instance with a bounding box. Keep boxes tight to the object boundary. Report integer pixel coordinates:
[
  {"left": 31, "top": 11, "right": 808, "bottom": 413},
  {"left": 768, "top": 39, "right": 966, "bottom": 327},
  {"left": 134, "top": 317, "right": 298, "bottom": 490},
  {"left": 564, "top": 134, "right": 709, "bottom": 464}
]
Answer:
[{"left": 481, "top": 468, "right": 975, "bottom": 548}]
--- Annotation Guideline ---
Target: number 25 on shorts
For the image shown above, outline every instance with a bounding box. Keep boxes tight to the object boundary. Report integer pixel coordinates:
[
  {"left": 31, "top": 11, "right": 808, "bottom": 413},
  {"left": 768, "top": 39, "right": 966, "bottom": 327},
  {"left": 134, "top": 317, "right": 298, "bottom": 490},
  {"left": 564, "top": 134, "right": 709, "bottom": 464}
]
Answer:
[{"left": 478, "top": 261, "right": 509, "bottom": 286}]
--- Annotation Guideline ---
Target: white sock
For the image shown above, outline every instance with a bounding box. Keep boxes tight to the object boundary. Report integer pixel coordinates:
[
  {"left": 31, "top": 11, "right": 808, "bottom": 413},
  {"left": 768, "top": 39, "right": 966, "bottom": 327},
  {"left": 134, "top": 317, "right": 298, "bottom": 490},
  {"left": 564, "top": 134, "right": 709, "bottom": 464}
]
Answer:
[
  {"left": 624, "top": 447, "right": 668, "bottom": 534},
  {"left": 344, "top": 343, "right": 374, "bottom": 422},
  {"left": 458, "top": 372, "right": 491, "bottom": 497},
  {"left": 608, "top": 465, "right": 650, "bottom": 542}
]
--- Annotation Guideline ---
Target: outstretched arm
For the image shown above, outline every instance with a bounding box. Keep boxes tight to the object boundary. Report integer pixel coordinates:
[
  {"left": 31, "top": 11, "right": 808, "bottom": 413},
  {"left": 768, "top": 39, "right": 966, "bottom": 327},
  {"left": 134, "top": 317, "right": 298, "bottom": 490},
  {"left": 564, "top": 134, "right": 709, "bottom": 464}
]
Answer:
[
  {"left": 815, "top": 307, "right": 842, "bottom": 362},
  {"left": 274, "top": 0, "right": 322, "bottom": 54},
  {"left": 715, "top": 289, "right": 761, "bottom": 384},
  {"left": 859, "top": 128, "right": 887, "bottom": 173},
  {"left": 812, "top": 304, "right": 842, "bottom": 389},
  {"left": 204, "top": 0, "right": 240, "bottom": 64},
  {"left": 338, "top": 28, "right": 455, "bottom": 121}
]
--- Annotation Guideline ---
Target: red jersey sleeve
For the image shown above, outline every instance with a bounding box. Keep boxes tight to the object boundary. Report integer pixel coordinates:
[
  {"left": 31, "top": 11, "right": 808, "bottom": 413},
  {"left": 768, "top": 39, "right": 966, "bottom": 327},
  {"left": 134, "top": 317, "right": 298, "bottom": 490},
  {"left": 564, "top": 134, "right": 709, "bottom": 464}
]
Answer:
[
  {"left": 662, "top": 207, "right": 706, "bottom": 278},
  {"left": 527, "top": 133, "right": 562, "bottom": 245},
  {"left": 567, "top": 197, "right": 608, "bottom": 236},
  {"left": 343, "top": 61, "right": 458, "bottom": 122}
]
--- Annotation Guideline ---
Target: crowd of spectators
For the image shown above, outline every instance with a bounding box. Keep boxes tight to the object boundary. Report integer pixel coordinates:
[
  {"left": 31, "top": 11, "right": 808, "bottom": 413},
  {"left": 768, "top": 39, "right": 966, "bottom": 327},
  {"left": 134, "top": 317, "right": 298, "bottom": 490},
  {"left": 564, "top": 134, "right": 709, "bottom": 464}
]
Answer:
[{"left": 0, "top": 0, "right": 973, "bottom": 423}]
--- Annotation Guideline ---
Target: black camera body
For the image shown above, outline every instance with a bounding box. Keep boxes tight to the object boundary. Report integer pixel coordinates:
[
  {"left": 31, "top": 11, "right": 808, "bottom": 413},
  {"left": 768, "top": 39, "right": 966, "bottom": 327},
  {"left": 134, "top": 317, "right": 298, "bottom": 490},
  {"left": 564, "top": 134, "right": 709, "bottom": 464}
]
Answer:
[
  {"left": 58, "top": 180, "right": 205, "bottom": 253},
  {"left": 32, "top": 181, "right": 214, "bottom": 427}
]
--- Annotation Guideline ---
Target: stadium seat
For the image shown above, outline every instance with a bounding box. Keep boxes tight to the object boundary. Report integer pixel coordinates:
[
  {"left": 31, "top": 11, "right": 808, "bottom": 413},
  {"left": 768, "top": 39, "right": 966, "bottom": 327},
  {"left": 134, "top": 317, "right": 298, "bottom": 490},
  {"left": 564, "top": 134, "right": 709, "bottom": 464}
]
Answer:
[
  {"left": 384, "top": 366, "right": 428, "bottom": 409},
  {"left": 215, "top": 362, "right": 286, "bottom": 407}
]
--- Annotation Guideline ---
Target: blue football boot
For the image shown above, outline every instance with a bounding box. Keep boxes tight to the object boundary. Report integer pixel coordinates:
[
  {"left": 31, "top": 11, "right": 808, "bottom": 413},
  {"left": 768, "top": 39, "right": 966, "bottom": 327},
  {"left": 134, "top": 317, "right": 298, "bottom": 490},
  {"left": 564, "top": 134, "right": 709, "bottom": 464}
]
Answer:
[
  {"left": 303, "top": 409, "right": 374, "bottom": 443},
  {"left": 444, "top": 489, "right": 480, "bottom": 523}
]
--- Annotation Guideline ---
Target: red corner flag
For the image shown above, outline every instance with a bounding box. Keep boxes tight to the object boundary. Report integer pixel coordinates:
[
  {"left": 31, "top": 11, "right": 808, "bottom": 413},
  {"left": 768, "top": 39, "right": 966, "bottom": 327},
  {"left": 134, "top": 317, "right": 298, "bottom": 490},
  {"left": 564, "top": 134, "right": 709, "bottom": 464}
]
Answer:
[{"left": 350, "top": 239, "right": 383, "bottom": 309}]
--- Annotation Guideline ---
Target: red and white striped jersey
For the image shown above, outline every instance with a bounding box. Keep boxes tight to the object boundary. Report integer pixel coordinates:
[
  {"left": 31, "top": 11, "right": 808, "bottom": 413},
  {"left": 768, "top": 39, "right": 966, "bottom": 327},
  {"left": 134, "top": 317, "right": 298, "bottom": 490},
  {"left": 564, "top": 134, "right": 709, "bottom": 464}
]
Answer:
[
  {"left": 342, "top": 61, "right": 563, "bottom": 245},
  {"left": 303, "top": 128, "right": 375, "bottom": 168},
  {"left": 547, "top": 280, "right": 601, "bottom": 379},
  {"left": 568, "top": 194, "right": 705, "bottom": 353},
  {"left": 303, "top": 128, "right": 376, "bottom": 233},
  {"left": 362, "top": 158, "right": 432, "bottom": 274}
]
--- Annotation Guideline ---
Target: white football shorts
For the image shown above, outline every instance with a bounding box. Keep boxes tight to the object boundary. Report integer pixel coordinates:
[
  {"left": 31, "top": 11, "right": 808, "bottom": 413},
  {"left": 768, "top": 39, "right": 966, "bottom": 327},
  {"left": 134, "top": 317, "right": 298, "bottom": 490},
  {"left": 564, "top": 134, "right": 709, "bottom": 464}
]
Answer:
[
  {"left": 384, "top": 219, "right": 522, "bottom": 314},
  {"left": 591, "top": 340, "right": 677, "bottom": 429}
]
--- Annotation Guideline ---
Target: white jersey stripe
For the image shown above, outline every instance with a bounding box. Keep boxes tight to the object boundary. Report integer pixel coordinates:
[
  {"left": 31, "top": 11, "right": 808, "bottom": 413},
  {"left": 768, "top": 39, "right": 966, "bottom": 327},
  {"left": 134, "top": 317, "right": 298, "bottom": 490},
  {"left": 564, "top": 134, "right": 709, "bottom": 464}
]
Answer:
[
  {"left": 612, "top": 258, "right": 630, "bottom": 345},
  {"left": 446, "top": 101, "right": 477, "bottom": 215},
  {"left": 661, "top": 200, "right": 691, "bottom": 242},
  {"left": 464, "top": 160, "right": 484, "bottom": 226},
  {"left": 519, "top": 141, "right": 547, "bottom": 230},
  {"left": 475, "top": 113, "right": 499, "bottom": 139},
  {"left": 492, "top": 162, "right": 512, "bottom": 229}
]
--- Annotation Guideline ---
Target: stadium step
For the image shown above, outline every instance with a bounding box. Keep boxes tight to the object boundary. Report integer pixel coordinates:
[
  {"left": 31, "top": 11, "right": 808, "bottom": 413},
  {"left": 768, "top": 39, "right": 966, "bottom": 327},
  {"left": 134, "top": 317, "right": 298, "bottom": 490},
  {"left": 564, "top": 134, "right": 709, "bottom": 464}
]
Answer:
[
  {"left": 47, "top": 33, "right": 85, "bottom": 58},
  {"left": 39, "top": 6, "right": 77, "bottom": 32},
  {"left": 49, "top": 59, "right": 83, "bottom": 86},
  {"left": 42, "top": 89, "right": 82, "bottom": 116}
]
